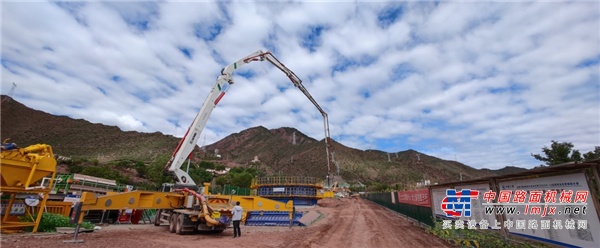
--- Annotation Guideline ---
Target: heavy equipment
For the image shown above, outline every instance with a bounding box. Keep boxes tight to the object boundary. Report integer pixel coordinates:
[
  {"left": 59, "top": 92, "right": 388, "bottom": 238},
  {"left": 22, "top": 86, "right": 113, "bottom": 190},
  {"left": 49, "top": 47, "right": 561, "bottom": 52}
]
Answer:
[
  {"left": 78, "top": 50, "right": 333, "bottom": 234},
  {"left": 0, "top": 143, "right": 58, "bottom": 233},
  {"left": 164, "top": 50, "right": 333, "bottom": 188}
]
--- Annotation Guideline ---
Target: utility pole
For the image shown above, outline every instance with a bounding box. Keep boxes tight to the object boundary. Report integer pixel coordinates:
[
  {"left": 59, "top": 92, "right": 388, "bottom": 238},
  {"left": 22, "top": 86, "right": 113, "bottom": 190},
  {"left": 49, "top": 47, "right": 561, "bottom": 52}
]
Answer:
[{"left": 2, "top": 82, "right": 17, "bottom": 103}]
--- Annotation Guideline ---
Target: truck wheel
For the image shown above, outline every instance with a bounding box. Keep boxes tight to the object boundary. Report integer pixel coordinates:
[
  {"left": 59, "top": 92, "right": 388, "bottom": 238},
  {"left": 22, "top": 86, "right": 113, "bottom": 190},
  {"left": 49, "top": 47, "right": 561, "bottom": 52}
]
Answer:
[
  {"left": 169, "top": 213, "right": 178, "bottom": 233},
  {"left": 153, "top": 210, "right": 162, "bottom": 226},
  {"left": 175, "top": 213, "right": 185, "bottom": 235}
]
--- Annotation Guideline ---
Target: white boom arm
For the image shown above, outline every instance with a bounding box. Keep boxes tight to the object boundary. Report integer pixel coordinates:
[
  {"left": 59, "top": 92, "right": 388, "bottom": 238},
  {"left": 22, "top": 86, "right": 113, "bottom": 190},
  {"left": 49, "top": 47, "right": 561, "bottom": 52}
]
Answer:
[
  {"left": 253, "top": 52, "right": 333, "bottom": 183},
  {"left": 165, "top": 50, "right": 333, "bottom": 187}
]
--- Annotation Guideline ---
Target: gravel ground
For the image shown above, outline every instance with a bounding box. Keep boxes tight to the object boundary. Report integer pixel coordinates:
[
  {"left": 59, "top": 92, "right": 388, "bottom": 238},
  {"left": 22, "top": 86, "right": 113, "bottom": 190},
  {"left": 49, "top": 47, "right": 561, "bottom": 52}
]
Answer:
[{"left": 1, "top": 198, "right": 451, "bottom": 248}]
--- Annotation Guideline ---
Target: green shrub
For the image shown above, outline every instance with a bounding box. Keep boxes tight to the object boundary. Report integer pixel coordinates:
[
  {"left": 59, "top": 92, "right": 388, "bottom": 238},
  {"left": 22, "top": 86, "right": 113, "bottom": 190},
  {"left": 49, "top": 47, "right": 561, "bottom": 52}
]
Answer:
[
  {"left": 136, "top": 162, "right": 148, "bottom": 178},
  {"left": 116, "top": 160, "right": 132, "bottom": 168},
  {"left": 68, "top": 164, "right": 84, "bottom": 173},
  {"left": 19, "top": 212, "right": 94, "bottom": 232},
  {"left": 198, "top": 161, "right": 215, "bottom": 169}
]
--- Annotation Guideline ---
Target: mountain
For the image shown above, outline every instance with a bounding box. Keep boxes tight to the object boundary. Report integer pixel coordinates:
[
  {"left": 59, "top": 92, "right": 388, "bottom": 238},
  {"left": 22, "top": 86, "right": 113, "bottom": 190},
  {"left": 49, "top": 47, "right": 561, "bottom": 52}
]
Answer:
[
  {"left": 204, "top": 127, "right": 525, "bottom": 185},
  {"left": 478, "top": 166, "right": 529, "bottom": 176},
  {"left": 0, "top": 95, "right": 527, "bottom": 186},
  {"left": 0, "top": 95, "right": 182, "bottom": 162}
]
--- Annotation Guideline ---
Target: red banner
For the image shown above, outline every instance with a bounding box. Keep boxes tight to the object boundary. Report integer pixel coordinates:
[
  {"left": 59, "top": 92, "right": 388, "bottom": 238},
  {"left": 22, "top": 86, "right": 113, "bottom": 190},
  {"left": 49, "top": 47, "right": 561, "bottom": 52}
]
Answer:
[{"left": 397, "top": 189, "right": 431, "bottom": 207}]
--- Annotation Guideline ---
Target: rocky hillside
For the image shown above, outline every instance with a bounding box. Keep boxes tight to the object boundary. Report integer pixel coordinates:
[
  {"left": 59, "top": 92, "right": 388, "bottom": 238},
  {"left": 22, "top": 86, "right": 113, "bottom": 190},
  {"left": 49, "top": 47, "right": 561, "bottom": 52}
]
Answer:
[
  {"left": 1, "top": 96, "right": 184, "bottom": 162},
  {"left": 1, "top": 95, "right": 527, "bottom": 186},
  {"left": 204, "top": 127, "right": 511, "bottom": 186}
]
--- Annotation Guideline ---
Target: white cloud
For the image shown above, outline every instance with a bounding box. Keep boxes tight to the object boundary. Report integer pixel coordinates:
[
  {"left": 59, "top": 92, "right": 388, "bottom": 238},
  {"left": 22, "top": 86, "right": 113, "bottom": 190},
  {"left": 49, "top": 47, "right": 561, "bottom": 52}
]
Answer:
[{"left": 2, "top": 1, "right": 598, "bottom": 171}]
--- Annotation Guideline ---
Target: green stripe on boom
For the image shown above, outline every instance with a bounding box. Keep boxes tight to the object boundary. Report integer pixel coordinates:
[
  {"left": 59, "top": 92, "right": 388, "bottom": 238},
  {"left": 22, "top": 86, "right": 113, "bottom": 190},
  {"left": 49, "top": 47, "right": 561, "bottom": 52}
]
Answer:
[
  {"left": 217, "top": 83, "right": 221, "bottom": 91},
  {"left": 234, "top": 63, "right": 237, "bottom": 69}
]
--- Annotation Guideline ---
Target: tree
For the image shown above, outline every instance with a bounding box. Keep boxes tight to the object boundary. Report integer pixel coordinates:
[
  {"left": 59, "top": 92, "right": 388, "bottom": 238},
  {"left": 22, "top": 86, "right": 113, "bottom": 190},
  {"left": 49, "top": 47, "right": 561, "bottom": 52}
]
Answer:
[
  {"left": 583, "top": 146, "right": 600, "bottom": 161},
  {"left": 531, "top": 140, "right": 582, "bottom": 166},
  {"left": 230, "top": 172, "right": 253, "bottom": 188},
  {"left": 147, "top": 155, "right": 173, "bottom": 188},
  {"left": 215, "top": 176, "right": 230, "bottom": 187},
  {"left": 229, "top": 167, "right": 245, "bottom": 174},
  {"left": 188, "top": 167, "right": 213, "bottom": 184},
  {"left": 215, "top": 164, "right": 226, "bottom": 171},
  {"left": 198, "top": 161, "right": 215, "bottom": 169},
  {"left": 373, "top": 182, "right": 390, "bottom": 192}
]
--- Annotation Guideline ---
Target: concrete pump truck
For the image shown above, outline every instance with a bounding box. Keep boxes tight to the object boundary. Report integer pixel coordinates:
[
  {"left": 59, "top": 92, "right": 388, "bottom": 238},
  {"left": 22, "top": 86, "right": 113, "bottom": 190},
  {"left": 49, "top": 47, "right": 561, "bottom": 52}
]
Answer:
[{"left": 75, "top": 50, "right": 333, "bottom": 235}]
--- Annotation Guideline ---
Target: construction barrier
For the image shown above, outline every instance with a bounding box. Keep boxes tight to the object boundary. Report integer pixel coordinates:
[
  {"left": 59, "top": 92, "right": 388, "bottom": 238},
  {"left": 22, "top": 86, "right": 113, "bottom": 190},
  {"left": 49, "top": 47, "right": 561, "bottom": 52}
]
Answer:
[
  {"left": 363, "top": 191, "right": 434, "bottom": 227},
  {"left": 429, "top": 161, "right": 600, "bottom": 248},
  {"left": 245, "top": 211, "right": 304, "bottom": 226},
  {"left": 223, "top": 185, "right": 251, "bottom": 196}
]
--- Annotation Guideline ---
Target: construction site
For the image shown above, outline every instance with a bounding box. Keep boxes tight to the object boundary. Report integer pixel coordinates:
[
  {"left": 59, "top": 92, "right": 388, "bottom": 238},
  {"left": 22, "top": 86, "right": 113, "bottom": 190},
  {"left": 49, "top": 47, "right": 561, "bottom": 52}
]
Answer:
[
  {"left": 0, "top": 50, "right": 454, "bottom": 247},
  {"left": 2, "top": 140, "right": 599, "bottom": 248},
  {"left": 2, "top": 49, "right": 599, "bottom": 248},
  {"left": 0, "top": 142, "right": 450, "bottom": 248}
]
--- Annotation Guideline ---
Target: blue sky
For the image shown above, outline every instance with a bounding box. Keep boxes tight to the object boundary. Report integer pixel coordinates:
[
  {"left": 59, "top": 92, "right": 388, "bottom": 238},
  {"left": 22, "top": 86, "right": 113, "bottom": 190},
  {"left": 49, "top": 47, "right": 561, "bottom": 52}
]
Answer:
[{"left": 2, "top": 1, "right": 599, "bottom": 170}]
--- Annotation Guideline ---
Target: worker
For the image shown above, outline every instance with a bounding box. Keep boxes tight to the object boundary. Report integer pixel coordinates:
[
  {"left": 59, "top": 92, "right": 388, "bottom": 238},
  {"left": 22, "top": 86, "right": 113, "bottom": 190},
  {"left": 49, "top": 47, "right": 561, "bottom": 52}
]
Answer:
[
  {"left": 232, "top": 201, "right": 242, "bottom": 238},
  {"left": 0, "top": 142, "right": 17, "bottom": 151}
]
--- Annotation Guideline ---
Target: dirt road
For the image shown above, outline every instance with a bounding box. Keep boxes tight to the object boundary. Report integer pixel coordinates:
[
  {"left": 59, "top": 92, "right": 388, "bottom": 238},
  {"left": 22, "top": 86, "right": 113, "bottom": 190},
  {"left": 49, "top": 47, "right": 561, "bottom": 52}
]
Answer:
[{"left": 1, "top": 198, "right": 451, "bottom": 248}]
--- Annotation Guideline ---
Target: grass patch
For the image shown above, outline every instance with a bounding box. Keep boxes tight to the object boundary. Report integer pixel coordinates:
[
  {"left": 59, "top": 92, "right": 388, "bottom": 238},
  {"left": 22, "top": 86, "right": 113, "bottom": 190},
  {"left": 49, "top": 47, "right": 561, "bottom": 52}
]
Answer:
[{"left": 19, "top": 212, "right": 95, "bottom": 232}]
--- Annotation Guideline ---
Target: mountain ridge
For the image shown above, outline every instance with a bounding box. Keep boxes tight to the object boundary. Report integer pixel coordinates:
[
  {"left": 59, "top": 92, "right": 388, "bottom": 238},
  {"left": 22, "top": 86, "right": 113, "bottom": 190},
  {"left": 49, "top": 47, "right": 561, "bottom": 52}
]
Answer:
[{"left": 1, "top": 95, "right": 528, "bottom": 187}]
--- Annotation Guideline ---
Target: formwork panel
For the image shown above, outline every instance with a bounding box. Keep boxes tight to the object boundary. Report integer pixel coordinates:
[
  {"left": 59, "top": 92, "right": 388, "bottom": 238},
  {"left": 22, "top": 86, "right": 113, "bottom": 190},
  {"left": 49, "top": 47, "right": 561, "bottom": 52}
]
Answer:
[{"left": 252, "top": 177, "right": 323, "bottom": 206}]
